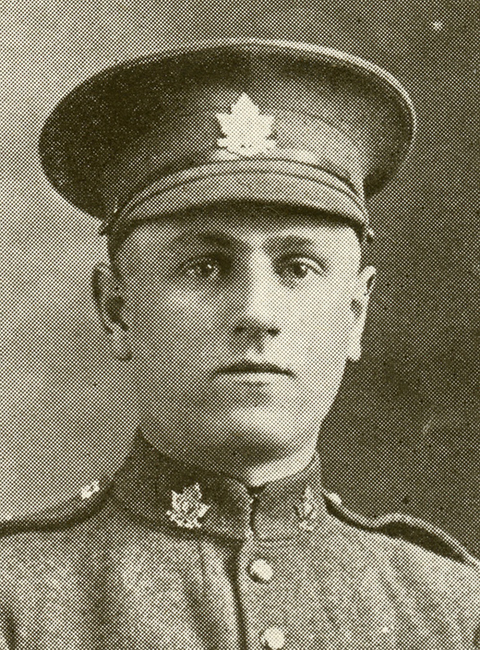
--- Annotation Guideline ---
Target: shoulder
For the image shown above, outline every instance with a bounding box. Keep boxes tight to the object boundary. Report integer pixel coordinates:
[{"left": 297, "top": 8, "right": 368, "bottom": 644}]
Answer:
[
  {"left": 322, "top": 489, "right": 480, "bottom": 570},
  {"left": 322, "top": 493, "right": 480, "bottom": 643},
  {"left": 0, "top": 477, "right": 113, "bottom": 541},
  {"left": 322, "top": 490, "right": 480, "bottom": 637},
  {"left": 0, "top": 477, "right": 115, "bottom": 609}
]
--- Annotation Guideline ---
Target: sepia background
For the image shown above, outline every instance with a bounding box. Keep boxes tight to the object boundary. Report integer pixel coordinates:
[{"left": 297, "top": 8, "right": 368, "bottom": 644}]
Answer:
[{"left": 0, "top": 0, "right": 478, "bottom": 553}]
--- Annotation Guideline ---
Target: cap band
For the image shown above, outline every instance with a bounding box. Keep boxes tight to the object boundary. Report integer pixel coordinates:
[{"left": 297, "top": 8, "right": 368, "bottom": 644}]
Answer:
[{"left": 101, "top": 158, "right": 368, "bottom": 236}]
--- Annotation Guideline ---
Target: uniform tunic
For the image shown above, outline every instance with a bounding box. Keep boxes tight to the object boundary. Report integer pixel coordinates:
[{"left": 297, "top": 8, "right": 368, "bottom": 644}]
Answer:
[{"left": 0, "top": 432, "right": 479, "bottom": 649}]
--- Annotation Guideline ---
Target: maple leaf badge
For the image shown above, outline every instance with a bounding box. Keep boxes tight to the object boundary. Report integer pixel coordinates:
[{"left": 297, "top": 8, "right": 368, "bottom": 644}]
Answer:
[
  {"left": 167, "top": 483, "right": 211, "bottom": 529},
  {"left": 216, "top": 93, "right": 276, "bottom": 157},
  {"left": 296, "top": 486, "right": 318, "bottom": 531}
]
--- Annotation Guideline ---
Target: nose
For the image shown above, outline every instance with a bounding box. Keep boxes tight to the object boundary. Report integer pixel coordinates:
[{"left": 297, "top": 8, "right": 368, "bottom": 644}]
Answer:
[
  {"left": 229, "top": 255, "right": 281, "bottom": 342},
  {"left": 234, "top": 321, "right": 280, "bottom": 338}
]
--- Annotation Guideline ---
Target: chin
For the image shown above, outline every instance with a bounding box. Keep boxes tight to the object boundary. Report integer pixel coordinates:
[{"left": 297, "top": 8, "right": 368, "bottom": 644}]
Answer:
[{"left": 205, "top": 406, "right": 310, "bottom": 457}]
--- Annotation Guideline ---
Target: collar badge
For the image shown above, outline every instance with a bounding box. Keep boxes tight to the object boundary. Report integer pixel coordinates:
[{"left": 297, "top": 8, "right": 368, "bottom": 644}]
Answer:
[
  {"left": 167, "top": 483, "right": 211, "bottom": 529},
  {"left": 296, "top": 486, "right": 318, "bottom": 531},
  {"left": 216, "top": 93, "right": 276, "bottom": 157}
]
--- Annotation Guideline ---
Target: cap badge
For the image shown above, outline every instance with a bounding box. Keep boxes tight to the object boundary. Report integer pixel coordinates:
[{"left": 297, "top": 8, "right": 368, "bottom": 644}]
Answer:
[
  {"left": 296, "top": 486, "right": 318, "bottom": 531},
  {"left": 216, "top": 93, "right": 276, "bottom": 157},
  {"left": 167, "top": 483, "right": 211, "bottom": 529}
]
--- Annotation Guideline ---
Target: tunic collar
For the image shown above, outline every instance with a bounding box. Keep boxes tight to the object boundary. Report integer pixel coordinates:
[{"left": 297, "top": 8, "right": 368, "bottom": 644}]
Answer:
[{"left": 112, "top": 432, "right": 327, "bottom": 541}]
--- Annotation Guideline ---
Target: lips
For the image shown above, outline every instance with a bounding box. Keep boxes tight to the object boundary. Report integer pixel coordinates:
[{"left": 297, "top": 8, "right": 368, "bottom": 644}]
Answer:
[{"left": 214, "top": 361, "right": 294, "bottom": 377}]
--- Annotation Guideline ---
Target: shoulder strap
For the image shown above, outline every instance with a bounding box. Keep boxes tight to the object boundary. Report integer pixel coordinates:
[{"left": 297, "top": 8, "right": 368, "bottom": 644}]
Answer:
[
  {"left": 323, "top": 490, "right": 479, "bottom": 568},
  {"left": 0, "top": 476, "right": 112, "bottom": 537}
]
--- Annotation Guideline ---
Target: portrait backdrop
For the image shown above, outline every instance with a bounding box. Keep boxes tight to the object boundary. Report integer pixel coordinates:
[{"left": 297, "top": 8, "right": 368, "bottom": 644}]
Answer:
[{"left": 0, "top": 0, "right": 478, "bottom": 554}]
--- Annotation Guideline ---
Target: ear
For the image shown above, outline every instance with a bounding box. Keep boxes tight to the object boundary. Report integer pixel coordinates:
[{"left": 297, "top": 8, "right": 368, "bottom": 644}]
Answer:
[
  {"left": 347, "top": 265, "right": 376, "bottom": 362},
  {"left": 91, "top": 262, "right": 132, "bottom": 361}
]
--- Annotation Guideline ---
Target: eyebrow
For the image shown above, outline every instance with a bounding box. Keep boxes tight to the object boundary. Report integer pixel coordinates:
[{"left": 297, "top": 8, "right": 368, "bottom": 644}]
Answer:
[
  {"left": 164, "top": 230, "right": 322, "bottom": 255},
  {"left": 167, "top": 230, "right": 234, "bottom": 250},
  {"left": 265, "top": 234, "right": 318, "bottom": 252}
]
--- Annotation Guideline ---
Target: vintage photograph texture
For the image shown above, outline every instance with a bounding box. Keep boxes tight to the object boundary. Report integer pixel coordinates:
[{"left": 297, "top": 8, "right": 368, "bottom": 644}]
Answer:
[{"left": 0, "top": 0, "right": 478, "bottom": 647}]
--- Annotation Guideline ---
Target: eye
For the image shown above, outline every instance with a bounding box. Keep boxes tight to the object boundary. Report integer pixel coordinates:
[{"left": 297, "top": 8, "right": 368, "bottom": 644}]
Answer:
[
  {"left": 181, "top": 255, "right": 229, "bottom": 280},
  {"left": 277, "top": 256, "right": 325, "bottom": 282},
  {"left": 283, "top": 260, "right": 310, "bottom": 279}
]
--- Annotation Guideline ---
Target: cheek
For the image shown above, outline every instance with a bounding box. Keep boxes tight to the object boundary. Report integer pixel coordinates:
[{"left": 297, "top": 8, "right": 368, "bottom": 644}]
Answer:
[
  {"left": 291, "top": 286, "right": 353, "bottom": 363},
  {"left": 125, "top": 287, "right": 221, "bottom": 362}
]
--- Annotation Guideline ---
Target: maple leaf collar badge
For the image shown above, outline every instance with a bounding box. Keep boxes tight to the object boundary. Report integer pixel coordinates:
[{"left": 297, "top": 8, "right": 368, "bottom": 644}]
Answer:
[
  {"left": 167, "top": 483, "right": 211, "bottom": 529},
  {"left": 216, "top": 93, "right": 276, "bottom": 157}
]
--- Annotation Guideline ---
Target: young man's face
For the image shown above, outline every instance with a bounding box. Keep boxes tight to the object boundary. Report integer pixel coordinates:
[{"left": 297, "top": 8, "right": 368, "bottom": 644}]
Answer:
[{"left": 96, "top": 202, "right": 374, "bottom": 466}]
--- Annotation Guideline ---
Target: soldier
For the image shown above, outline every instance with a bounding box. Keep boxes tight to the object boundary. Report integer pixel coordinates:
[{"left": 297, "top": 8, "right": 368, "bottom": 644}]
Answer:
[{"left": 0, "top": 39, "right": 478, "bottom": 649}]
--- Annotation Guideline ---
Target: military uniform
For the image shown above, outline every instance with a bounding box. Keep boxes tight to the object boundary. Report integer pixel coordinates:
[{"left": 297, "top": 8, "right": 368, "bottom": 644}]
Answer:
[
  {"left": 2, "top": 39, "right": 478, "bottom": 649},
  {"left": 0, "top": 432, "right": 479, "bottom": 649}
]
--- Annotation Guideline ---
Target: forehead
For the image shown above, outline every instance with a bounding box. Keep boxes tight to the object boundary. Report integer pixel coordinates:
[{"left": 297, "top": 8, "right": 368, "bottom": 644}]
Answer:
[{"left": 112, "top": 202, "right": 361, "bottom": 259}]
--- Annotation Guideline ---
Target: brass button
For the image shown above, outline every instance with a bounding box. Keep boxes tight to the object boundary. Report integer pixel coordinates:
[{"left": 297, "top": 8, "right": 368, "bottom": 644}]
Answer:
[
  {"left": 249, "top": 559, "right": 273, "bottom": 583},
  {"left": 80, "top": 480, "right": 100, "bottom": 500},
  {"left": 260, "top": 627, "right": 285, "bottom": 649}
]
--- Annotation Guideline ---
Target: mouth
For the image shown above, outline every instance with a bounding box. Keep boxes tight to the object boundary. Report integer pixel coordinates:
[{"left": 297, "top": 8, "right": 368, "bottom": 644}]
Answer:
[{"left": 214, "top": 361, "right": 294, "bottom": 378}]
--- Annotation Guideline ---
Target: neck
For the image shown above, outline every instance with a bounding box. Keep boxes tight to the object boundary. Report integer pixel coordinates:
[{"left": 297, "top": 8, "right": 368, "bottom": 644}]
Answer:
[{"left": 140, "top": 421, "right": 319, "bottom": 487}]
